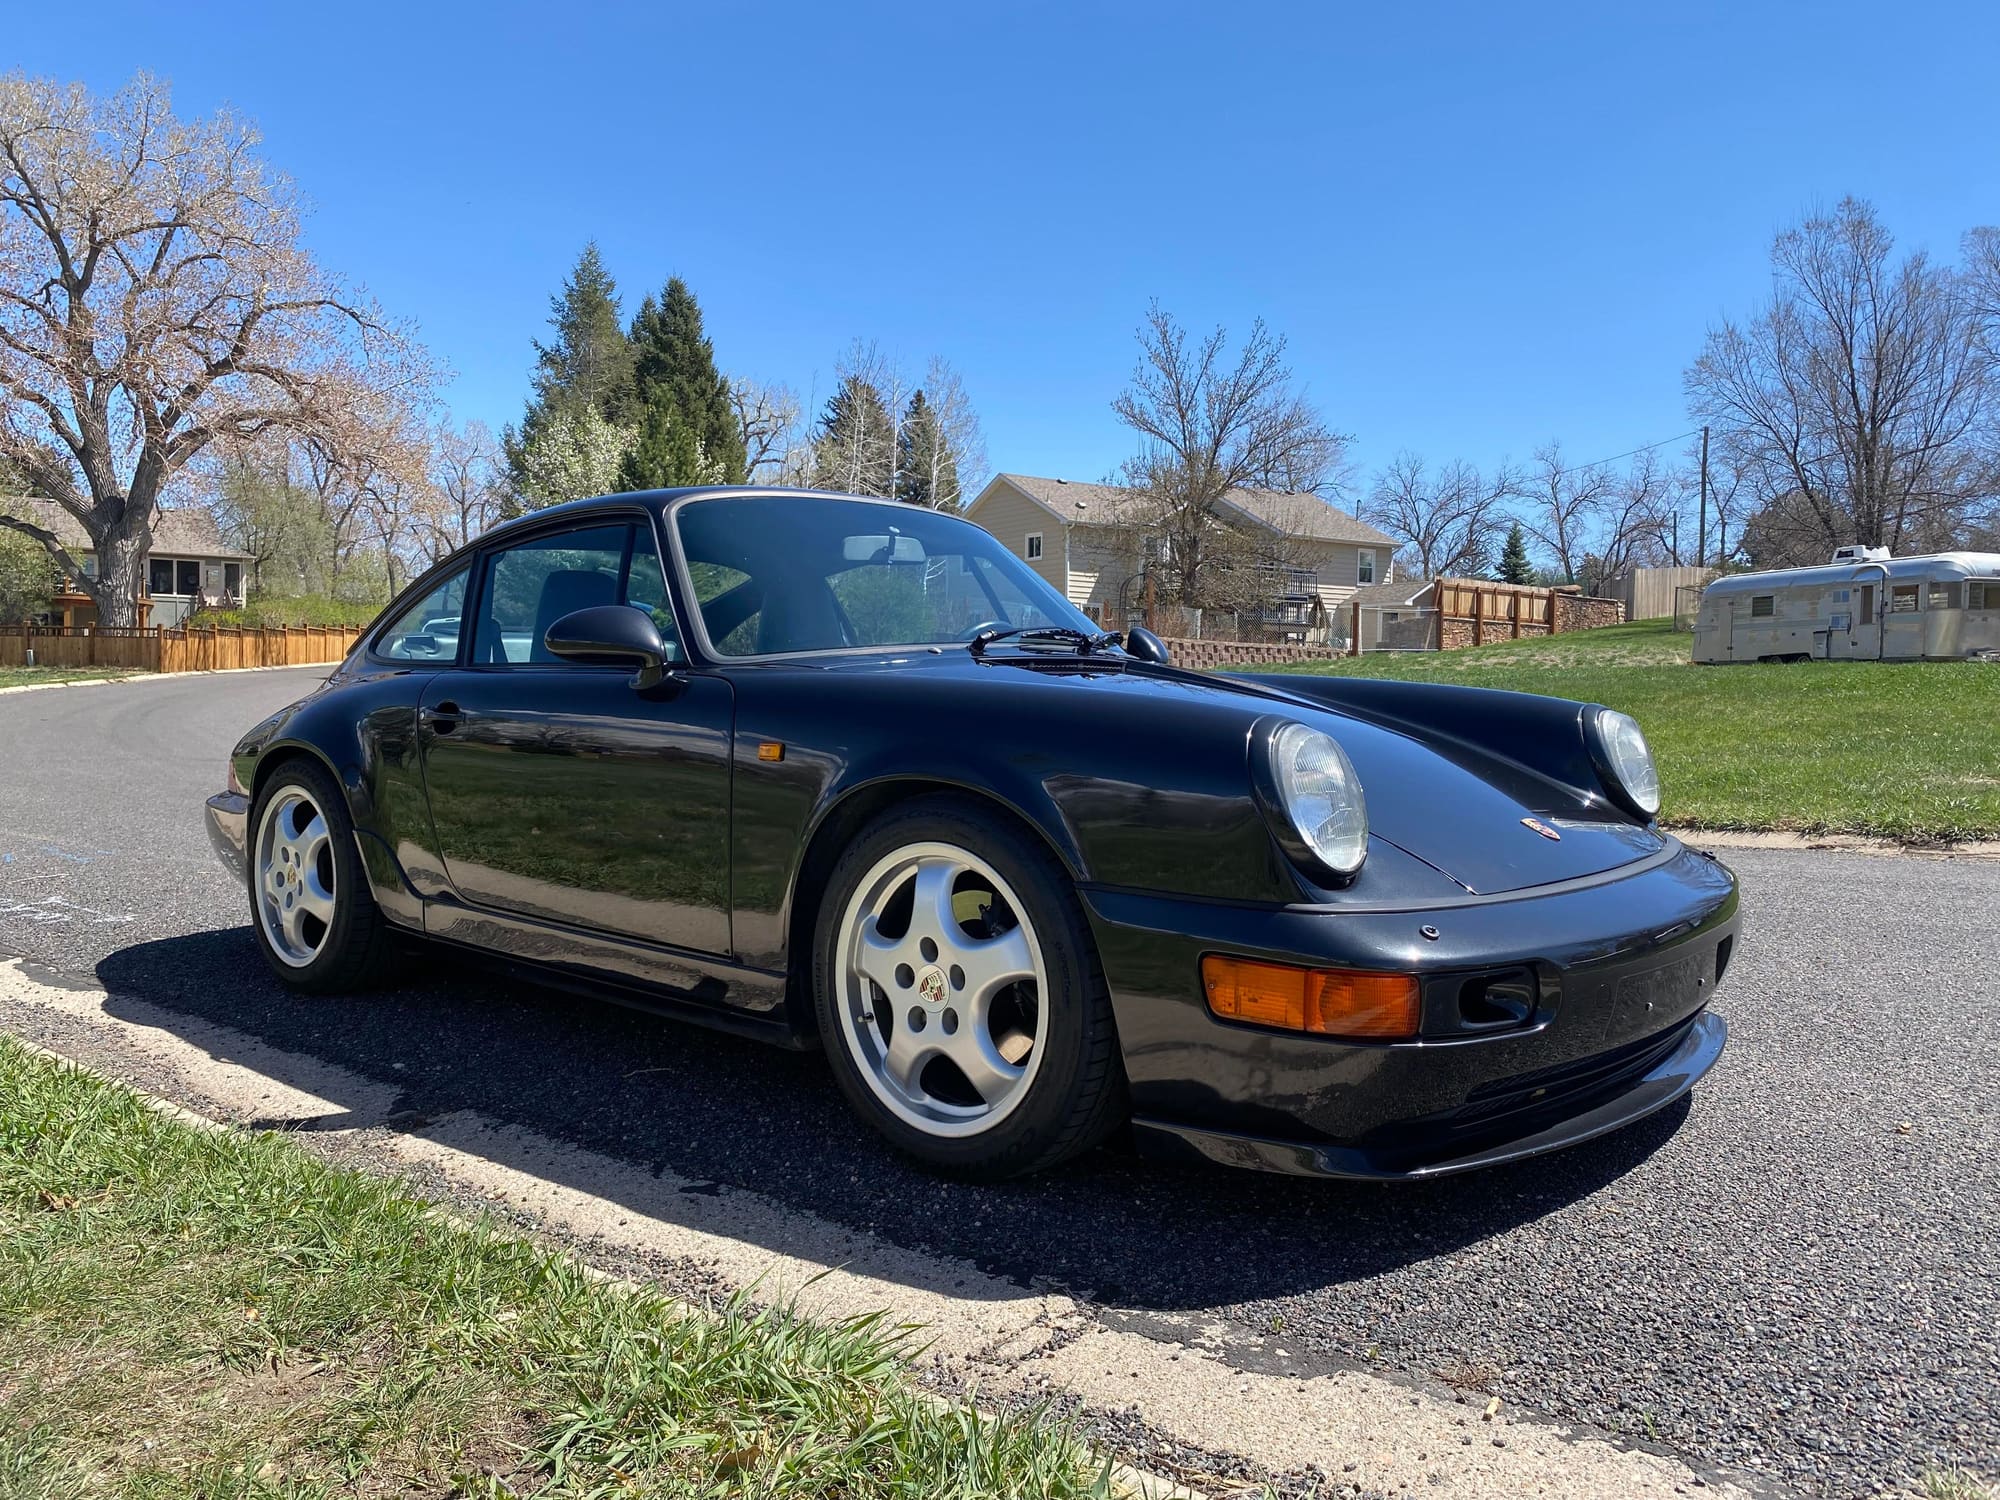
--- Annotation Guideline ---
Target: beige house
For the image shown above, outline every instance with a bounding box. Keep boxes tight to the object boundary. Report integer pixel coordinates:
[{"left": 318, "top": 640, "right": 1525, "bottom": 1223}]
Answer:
[
  {"left": 3, "top": 496, "right": 252, "bottom": 627},
  {"left": 965, "top": 473, "right": 1399, "bottom": 635}
]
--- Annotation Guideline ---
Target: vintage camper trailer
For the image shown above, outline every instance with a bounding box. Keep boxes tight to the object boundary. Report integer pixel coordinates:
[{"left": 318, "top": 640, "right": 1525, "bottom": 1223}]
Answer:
[{"left": 1693, "top": 552, "right": 2000, "bottom": 663}]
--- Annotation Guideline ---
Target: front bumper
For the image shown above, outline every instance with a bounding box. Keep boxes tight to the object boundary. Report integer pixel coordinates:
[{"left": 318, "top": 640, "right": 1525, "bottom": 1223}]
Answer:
[
  {"left": 1086, "top": 841, "right": 1739, "bottom": 1180},
  {"left": 205, "top": 791, "right": 250, "bottom": 880}
]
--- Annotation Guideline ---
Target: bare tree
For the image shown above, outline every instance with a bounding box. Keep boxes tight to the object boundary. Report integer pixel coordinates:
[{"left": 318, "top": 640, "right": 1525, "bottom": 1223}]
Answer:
[
  {"left": 420, "top": 418, "right": 504, "bottom": 562},
  {"left": 1685, "top": 198, "right": 1996, "bottom": 566},
  {"left": 0, "top": 74, "right": 432, "bottom": 626},
  {"left": 1111, "top": 301, "right": 1347, "bottom": 605},
  {"left": 1363, "top": 453, "right": 1512, "bottom": 579},
  {"left": 1519, "top": 442, "right": 1616, "bottom": 582},
  {"left": 901, "top": 355, "right": 986, "bottom": 510},
  {"left": 727, "top": 376, "right": 800, "bottom": 484},
  {"left": 1585, "top": 449, "right": 1674, "bottom": 590}
]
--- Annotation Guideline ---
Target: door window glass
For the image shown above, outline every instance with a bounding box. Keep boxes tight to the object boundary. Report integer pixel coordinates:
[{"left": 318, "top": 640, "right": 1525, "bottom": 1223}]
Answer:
[
  {"left": 374, "top": 568, "right": 470, "bottom": 662},
  {"left": 624, "top": 526, "right": 685, "bottom": 662},
  {"left": 474, "top": 524, "right": 629, "bottom": 665}
]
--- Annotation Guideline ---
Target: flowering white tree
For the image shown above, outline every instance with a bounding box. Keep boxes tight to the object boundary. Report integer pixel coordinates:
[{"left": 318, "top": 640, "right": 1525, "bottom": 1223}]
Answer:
[
  {"left": 512, "top": 405, "right": 633, "bottom": 510},
  {"left": 0, "top": 73, "right": 432, "bottom": 625}
]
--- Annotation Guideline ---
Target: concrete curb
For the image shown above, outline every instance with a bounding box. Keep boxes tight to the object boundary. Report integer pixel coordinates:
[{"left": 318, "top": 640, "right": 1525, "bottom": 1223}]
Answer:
[{"left": 3, "top": 1031, "right": 1207, "bottom": 1500}]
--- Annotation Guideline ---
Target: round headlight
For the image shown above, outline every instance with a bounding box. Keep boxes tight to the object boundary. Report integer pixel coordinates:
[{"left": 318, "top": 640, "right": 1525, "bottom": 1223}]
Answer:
[
  {"left": 1594, "top": 708, "right": 1661, "bottom": 818},
  {"left": 1270, "top": 723, "right": 1369, "bottom": 876}
]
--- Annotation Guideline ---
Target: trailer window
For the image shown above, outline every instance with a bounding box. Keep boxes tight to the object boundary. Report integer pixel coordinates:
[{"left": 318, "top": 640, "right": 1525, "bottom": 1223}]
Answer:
[
  {"left": 1927, "top": 582, "right": 1961, "bottom": 610},
  {"left": 1749, "top": 595, "right": 1775, "bottom": 618},
  {"left": 1967, "top": 580, "right": 1999, "bottom": 609},
  {"left": 1890, "top": 584, "right": 1920, "bottom": 613}
]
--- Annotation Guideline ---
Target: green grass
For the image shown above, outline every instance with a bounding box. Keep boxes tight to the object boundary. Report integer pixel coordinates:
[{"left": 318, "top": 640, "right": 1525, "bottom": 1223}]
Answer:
[
  {"left": 1265, "top": 619, "right": 2000, "bottom": 842},
  {"left": 0, "top": 665, "right": 142, "bottom": 689},
  {"left": 0, "top": 1040, "right": 1117, "bottom": 1499}
]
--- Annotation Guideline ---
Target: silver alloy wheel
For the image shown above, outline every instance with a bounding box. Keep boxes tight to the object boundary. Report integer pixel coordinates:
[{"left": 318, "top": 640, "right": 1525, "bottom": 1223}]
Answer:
[
  {"left": 254, "top": 788, "right": 337, "bottom": 968},
  {"left": 834, "top": 841, "right": 1050, "bottom": 1137}
]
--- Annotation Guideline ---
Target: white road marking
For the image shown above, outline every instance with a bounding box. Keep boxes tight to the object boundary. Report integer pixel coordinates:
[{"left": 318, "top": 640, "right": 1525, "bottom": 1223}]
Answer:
[{"left": 0, "top": 956, "right": 1765, "bottom": 1500}]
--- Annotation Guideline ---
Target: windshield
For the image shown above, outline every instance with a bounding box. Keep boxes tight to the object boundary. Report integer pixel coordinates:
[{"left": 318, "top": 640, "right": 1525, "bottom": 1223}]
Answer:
[{"left": 672, "top": 494, "right": 1101, "bottom": 657}]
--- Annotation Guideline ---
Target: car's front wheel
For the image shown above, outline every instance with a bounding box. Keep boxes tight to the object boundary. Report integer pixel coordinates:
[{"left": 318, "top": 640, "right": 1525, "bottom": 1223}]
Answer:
[
  {"left": 812, "top": 796, "right": 1126, "bottom": 1178},
  {"left": 248, "top": 758, "right": 396, "bottom": 993}
]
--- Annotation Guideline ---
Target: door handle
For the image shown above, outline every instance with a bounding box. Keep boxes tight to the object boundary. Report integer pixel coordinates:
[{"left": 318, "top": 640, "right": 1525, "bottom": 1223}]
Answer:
[{"left": 421, "top": 701, "right": 461, "bottom": 735}]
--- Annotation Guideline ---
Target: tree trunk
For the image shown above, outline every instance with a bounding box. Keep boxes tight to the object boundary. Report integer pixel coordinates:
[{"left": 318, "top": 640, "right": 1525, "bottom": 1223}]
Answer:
[{"left": 94, "top": 520, "right": 150, "bottom": 629}]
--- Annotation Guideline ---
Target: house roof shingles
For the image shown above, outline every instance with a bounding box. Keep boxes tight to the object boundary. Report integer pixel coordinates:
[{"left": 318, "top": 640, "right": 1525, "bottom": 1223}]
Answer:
[
  {"left": 995, "top": 473, "right": 1397, "bottom": 549},
  {"left": 1, "top": 496, "right": 254, "bottom": 560}
]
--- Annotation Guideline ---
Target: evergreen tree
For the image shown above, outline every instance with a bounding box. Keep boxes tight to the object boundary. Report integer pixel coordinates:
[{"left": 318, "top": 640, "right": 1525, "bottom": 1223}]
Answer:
[
  {"left": 810, "top": 375, "right": 896, "bottom": 497},
  {"left": 626, "top": 277, "right": 745, "bottom": 484},
  {"left": 1497, "top": 521, "right": 1534, "bottom": 584},
  {"left": 531, "top": 242, "right": 635, "bottom": 424},
  {"left": 896, "top": 389, "right": 960, "bottom": 508},
  {"left": 505, "top": 243, "right": 637, "bottom": 499},
  {"left": 619, "top": 390, "right": 722, "bottom": 491}
]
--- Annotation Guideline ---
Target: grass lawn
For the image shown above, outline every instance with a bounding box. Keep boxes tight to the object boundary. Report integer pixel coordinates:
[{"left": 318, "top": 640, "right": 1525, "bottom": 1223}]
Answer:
[
  {"left": 0, "top": 1040, "right": 1116, "bottom": 1498},
  {"left": 1265, "top": 619, "right": 2000, "bottom": 842},
  {"left": 0, "top": 665, "right": 142, "bottom": 689}
]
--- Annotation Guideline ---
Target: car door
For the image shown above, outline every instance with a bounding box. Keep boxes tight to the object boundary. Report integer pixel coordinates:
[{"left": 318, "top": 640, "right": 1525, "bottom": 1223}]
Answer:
[{"left": 416, "top": 513, "right": 734, "bottom": 956}]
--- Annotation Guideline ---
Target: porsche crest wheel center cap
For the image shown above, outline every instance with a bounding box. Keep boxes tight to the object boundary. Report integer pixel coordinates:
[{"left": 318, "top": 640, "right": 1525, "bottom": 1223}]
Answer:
[{"left": 916, "top": 965, "right": 949, "bottom": 1009}]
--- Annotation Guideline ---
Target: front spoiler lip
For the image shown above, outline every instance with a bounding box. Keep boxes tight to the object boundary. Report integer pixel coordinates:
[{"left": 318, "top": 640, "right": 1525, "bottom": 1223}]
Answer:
[
  {"left": 1131, "top": 1009, "right": 1727, "bottom": 1180},
  {"left": 205, "top": 791, "right": 249, "bottom": 880}
]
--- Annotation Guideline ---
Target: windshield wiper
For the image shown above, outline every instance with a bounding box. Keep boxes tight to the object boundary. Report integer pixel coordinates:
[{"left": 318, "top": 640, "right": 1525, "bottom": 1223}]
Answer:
[{"left": 967, "top": 626, "right": 1124, "bottom": 658}]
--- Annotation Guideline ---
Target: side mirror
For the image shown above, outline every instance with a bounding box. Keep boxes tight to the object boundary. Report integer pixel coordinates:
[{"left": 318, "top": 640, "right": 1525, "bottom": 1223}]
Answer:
[
  {"left": 1124, "top": 625, "right": 1172, "bottom": 665},
  {"left": 545, "top": 605, "right": 673, "bottom": 688}
]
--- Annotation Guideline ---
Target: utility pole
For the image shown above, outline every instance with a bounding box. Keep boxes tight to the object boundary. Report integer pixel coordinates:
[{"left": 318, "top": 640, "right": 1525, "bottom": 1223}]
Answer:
[{"left": 1697, "top": 425, "right": 1710, "bottom": 570}]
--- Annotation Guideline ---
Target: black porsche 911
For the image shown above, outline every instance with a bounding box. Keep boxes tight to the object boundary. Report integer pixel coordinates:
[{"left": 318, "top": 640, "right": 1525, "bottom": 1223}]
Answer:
[{"left": 205, "top": 487, "right": 1738, "bottom": 1180}]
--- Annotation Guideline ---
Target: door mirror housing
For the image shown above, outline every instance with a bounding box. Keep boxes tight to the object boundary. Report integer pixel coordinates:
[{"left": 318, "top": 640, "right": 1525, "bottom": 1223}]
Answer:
[
  {"left": 1124, "top": 625, "right": 1172, "bottom": 664},
  {"left": 545, "top": 605, "right": 673, "bottom": 687}
]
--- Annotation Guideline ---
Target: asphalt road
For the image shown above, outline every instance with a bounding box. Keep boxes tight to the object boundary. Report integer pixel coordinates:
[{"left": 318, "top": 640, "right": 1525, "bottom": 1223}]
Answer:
[{"left": 2, "top": 668, "right": 1995, "bottom": 1499}]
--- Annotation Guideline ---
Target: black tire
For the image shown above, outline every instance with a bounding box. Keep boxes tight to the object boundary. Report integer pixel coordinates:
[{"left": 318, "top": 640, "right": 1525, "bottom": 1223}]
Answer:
[
  {"left": 247, "top": 757, "right": 398, "bottom": 994},
  {"left": 812, "top": 794, "right": 1127, "bottom": 1179}
]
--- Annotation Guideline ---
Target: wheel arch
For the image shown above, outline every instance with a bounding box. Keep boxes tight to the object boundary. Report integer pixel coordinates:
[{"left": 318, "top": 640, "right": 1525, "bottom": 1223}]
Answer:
[
  {"left": 249, "top": 740, "right": 422, "bottom": 929},
  {"left": 780, "top": 776, "right": 1088, "bottom": 1039}
]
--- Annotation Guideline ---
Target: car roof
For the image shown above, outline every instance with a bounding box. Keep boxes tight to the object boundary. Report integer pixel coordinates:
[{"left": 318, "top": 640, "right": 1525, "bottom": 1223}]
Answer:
[{"left": 475, "top": 486, "right": 930, "bottom": 552}]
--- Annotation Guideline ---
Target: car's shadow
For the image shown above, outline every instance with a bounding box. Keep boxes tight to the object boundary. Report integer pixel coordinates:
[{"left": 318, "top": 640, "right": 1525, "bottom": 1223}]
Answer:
[{"left": 96, "top": 929, "right": 1691, "bottom": 1310}]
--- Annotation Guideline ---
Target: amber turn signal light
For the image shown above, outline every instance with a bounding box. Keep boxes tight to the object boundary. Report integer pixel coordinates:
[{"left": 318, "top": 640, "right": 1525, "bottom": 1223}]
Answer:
[{"left": 1201, "top": 956, "right": 1421, "bottom": 1039}]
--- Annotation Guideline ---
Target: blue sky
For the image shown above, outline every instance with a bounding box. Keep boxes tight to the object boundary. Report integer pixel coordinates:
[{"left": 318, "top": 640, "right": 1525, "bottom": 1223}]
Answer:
[{"left": 14, "top": 1, "right": 1999, "bottom": 497}]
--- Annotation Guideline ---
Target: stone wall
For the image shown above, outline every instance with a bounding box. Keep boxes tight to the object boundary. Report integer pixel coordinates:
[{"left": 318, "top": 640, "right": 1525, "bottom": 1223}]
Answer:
[
  {"left": 1161, "top": 638, "right": 1341, "bottom": 671},
  {"left": 1554, "top": 593, "right": 1624, "bottom": 633}
]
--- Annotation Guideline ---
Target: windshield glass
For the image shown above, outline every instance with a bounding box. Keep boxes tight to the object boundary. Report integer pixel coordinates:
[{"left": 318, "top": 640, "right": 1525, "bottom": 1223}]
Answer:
[{"left": 673, "top": 494, "right": 1101, "bottom": 657}]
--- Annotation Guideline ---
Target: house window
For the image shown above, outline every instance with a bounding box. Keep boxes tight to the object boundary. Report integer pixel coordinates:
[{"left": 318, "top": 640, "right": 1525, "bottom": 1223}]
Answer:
[
  {"left": 1889, "top": 584, "right": 1920, "bottom": 613},
  {"left": 1750, "top": 595, "right": 1775, "bottom": 618},
  {"left": 149, "top": 558, "right": 176, "bottom": 595},
  {"left": 1357, "top": 549, "right": 1376, "bottom": 585},
  {"left": 1025, "top": 533, "right": 1043, "bottom": 561}
]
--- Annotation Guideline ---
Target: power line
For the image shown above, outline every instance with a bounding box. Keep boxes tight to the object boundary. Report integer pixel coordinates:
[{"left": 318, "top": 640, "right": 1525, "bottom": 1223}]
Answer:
[{"left": 1542, "top": 428, "right": 1704, "bottom": 479}]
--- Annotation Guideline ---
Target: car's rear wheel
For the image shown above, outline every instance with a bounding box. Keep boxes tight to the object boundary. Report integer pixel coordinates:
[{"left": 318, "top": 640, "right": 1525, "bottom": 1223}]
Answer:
[
  {"left": 248, "top": 758, "right": 396, "bottom": 993},
  {"left": 813, "top": 796, "right": 1126, "bottom": 1178}
]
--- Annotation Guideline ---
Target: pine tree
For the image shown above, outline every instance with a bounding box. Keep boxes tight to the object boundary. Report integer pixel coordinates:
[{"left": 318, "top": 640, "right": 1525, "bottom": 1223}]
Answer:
[
  {"left": 1497, "top": 521, "right": 1534, "bottom": 584},
  {"left": 531, "top": 243, "right": 635, "bottom": 424},
  {"left": 810, "top": 375, "right": 896, "bottom": 497},
  {"left": 896, "top": 389, "right": 959, "bottom": 508},
  {"left": 626, "top": 277, "right": 746, "bottom": 485},
  {"left": 619, "top": 390, "right": 721, "bottom": 491},
  {"left": 505, "top": 243, "right": 636, "bottom": 500}
]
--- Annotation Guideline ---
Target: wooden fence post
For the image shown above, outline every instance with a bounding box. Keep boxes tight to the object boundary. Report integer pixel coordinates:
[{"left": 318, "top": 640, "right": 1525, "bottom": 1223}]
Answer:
[
  {"left": 1472, "top": 588, "right": 1485, "bottom": 647},
  {"left": 1349, "top": 599, "right": 1361, "bottom": 657}
]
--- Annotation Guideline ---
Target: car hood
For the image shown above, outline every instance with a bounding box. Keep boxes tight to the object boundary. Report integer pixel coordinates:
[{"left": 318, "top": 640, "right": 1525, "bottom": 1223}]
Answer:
[{"left": 787, "top": 650, "right": 1666, "bottom": 896}]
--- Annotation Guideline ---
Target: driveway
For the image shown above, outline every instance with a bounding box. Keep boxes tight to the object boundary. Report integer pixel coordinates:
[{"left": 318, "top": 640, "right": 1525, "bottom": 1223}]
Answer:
[{"left": 2, "top": 669, "right": 1995, "bottom": 1498}]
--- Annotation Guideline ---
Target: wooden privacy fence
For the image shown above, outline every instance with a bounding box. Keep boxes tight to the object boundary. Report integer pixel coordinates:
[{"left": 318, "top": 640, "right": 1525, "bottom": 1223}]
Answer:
[{"left": 0, "top": 624, "right": 363, "bottom": 674}]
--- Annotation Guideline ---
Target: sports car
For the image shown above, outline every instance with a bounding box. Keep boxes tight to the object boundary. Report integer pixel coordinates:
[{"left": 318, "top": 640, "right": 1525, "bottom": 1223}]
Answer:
[{"left": 205, "top": 488, "right": 1738, "bottom": 1180}]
